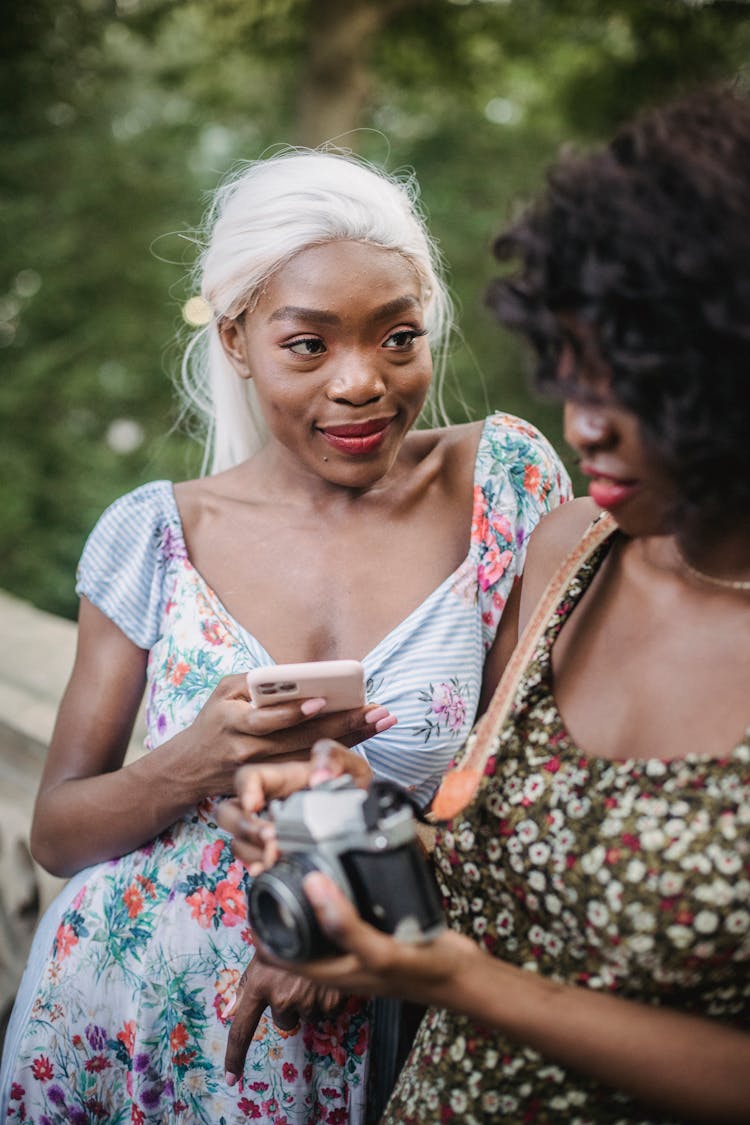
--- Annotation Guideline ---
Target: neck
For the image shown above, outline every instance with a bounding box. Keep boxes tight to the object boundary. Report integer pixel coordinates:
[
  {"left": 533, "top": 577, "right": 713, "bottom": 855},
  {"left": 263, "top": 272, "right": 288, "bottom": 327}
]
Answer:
[{"left": 675, "top": 527, "right": 750, "bottom": 591}]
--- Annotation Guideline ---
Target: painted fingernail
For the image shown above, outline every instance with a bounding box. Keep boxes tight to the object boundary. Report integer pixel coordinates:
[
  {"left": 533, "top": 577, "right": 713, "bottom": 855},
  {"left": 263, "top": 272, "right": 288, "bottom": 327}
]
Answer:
[
  {"left": 301, "top": 697, "right": 327, "bottom": 716},
  {"left": 364, "top": 706, "right": 389, "bottom": 723},
  {"left": 374, "top": 715, "right": 398, "bottom": 733},
  {"left": 225, "top": 1071, "right": 238, "bottom": 1087},
  {"left": 309, "top": 768, "right": 335, "bottom": 786},
  {"left": 224, "top": 992, "right": 237, "bottom": 1017}
]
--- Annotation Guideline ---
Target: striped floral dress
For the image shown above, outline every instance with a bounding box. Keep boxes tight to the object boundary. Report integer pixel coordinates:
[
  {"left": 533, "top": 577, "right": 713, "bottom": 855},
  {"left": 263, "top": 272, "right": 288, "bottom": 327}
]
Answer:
[{"left": 1, "top": 413, "right": 571, "bottom": 1125}]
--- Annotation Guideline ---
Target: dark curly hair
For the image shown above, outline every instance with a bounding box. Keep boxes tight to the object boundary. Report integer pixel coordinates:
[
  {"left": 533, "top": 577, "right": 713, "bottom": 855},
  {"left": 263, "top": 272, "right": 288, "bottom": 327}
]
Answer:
[{"left": 487, "top": 84, "right": 750, "bottom": 526}]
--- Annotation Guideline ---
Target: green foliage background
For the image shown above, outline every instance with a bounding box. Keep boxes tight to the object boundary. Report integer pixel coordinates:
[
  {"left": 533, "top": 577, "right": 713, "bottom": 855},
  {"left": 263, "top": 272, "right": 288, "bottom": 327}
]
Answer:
[{"left": 2, "top": 0, "right": 749, "bottom": 618}]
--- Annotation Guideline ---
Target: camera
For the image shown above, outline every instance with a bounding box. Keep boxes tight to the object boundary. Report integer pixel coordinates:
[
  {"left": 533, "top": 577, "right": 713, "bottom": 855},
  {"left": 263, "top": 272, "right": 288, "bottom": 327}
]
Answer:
[{"left": 247, "top": 775, "right": 445, "bottom": 962}]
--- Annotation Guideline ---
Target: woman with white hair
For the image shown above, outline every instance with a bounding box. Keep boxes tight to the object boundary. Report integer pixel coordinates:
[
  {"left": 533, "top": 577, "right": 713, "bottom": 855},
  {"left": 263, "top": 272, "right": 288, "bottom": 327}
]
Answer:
[{"left": 1, "top": 149, "right": 570, "bottom": 1123}]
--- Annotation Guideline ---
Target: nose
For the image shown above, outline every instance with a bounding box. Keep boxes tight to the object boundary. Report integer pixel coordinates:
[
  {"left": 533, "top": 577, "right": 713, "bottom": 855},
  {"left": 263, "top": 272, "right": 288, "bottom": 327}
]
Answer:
[
  {"left": 564, "top": 401, "right": 615, "bottom": 454},
  {"left": 327, "top": 354, "right": 386, "bottom": 406}
]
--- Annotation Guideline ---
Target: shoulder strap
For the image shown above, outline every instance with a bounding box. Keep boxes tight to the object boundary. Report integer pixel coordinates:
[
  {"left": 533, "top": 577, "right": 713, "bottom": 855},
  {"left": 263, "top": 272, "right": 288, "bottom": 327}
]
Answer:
[{"left": 429, "top": 511, "right": 616, "bottom": 823}]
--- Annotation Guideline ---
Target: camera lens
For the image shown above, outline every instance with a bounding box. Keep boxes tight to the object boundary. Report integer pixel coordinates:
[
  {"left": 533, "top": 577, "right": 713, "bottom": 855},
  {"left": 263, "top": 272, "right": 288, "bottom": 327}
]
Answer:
[{"left": 248, "top": 856, "right": 335, "bottom": 962}]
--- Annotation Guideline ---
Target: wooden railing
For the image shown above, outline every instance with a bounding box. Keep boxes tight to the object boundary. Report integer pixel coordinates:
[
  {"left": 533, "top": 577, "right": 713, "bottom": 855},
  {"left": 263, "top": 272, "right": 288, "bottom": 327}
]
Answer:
[{"left": 0, "top": 590, "right": 145, "bottom": 1046}]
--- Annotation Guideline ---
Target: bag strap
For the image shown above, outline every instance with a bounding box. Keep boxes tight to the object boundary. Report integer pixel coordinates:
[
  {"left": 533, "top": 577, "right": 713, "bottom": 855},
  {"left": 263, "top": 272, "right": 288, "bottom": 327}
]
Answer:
[{"left": 429, "top": 511, "right": 616, "bottom": 823}]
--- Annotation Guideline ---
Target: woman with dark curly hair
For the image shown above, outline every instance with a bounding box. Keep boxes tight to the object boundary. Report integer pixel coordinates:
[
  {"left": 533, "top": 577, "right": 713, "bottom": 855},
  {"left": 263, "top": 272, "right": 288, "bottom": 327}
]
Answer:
[{"left": 224, "top": 85, "right": 750, "bottom": 1123}]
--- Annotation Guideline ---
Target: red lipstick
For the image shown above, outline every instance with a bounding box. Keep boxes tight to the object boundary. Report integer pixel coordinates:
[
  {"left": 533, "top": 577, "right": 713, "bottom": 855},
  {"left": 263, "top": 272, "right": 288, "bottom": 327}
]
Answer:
[
  {"left": 580, "top": 464, "right": 639, "bottom": 510},
  {"left": 318, "top": 417, "right": 394, "bottom": 455}
]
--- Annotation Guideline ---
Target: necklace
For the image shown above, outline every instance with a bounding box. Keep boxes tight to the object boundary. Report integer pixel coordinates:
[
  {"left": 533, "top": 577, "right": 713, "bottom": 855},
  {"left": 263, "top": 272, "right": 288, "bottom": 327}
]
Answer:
[{"left": 678, "top": 549, "right": 750, "bottom": 591}]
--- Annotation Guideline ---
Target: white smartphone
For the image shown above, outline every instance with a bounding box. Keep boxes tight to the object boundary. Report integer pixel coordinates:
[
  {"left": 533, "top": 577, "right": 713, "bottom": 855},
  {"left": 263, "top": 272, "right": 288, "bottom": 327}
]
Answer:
[{"left": 246, "top": 659, "right": 366, "bottom": 713}]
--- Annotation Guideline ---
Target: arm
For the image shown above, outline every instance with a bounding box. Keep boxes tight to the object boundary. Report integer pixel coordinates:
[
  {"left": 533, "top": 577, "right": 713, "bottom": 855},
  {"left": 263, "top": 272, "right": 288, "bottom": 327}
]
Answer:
[
  {"left": 31, "top": 599, "right": 390, "bottom": 877},
  {"left": 272, "top": 874, "right": 750, "bottom": 1125}
]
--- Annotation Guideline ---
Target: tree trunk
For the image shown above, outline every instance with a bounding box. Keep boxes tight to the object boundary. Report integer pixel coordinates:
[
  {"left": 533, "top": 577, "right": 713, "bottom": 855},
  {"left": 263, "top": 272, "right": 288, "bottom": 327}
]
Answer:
[{"left": 296, "top": 0, "right": 423, "bottom": 148}]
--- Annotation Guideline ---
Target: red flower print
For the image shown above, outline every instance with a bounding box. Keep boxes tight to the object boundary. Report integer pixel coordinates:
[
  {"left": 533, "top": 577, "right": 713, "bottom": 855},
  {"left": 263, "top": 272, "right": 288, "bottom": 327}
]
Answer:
[
  {"left": 201, "top": 620, "right": 225, "bottom": 646},
  {"left": 170, "top": 1023, "right": 189, "bottom": 1053},
  {"left": 31, "top": 1056, "right": 53, "bottom": 1081},
  {"left": 84, "top": 1055, "right": 111, "bottom": 1073},
  {"left": 11, "top": 1083, "right": 24, "bottom": 1100},
  {"left": 122, "top": 884, "right": 144, "bottom": 918},
  {"left": 200, "top": 839, "right": 226, "bottom": 873},
  {"left": 216, "top": 879, "right": 246, "bottom": 927},
  {"left": 135, "top": 874, "right": 157, "bottom": 898},
  {"left": 171, "top": 661, "right": 190, "bottom": 686},
  {"left": 131, "top": 1106, "right": 145, "bottom": 1124},
  {"left": 238, "top": 1099, "right": 262, "bottom": 1119},
  {"left": 327, "top": 1110, "right": 348, "bottom": 1124},
  {"left": 353, "top": 1023, "right": 368, "bottom": 1056},
  {"left": 186, "top": 887, "right": 217, "bottom": 928},
  {"left": 470, "top": 485, "right": 489, "bottom": 545},
  {"left": 54, "top": 922, "right": 78, "bottom": 961},
  {"left": 282, "top": 1062, "right": 298, "bottom": 1082},
  {"left": 117, "top": 1020, "right": 136, "bottom": 1057},
  {"left": 172, "top": 1050, "right": 196, "bottom": 1068},
  {"left": 304, "top": 1026, "right": 346, "bottom": 1066},
  {"left": 524, "top": 463, "right": 542, "bottom": 495}
]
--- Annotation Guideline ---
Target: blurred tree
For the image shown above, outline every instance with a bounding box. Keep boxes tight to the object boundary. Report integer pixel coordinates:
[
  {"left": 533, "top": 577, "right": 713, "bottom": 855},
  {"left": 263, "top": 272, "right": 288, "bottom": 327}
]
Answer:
[{"left": 1, "top": 0, "right": 749, "bottom": 617}]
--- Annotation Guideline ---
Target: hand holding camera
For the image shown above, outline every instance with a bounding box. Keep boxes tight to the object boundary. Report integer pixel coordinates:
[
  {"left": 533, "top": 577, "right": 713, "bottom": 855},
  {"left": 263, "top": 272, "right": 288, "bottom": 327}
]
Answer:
[{"left": 247, "top": 774, "right": 445, "bottom": 963}]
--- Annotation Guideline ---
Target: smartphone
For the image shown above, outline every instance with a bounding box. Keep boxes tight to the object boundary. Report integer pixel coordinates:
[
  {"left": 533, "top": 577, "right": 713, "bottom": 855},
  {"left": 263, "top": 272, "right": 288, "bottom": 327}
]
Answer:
[{"left": 246, "top": 659, "right": 366, "bottom": 713}]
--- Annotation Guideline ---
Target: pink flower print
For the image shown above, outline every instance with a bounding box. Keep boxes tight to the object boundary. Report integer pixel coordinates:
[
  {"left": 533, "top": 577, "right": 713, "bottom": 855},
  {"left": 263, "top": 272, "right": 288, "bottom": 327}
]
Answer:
[
  {"left": 430, "top": 683, "right": 467, "bottom": 733},
  {"left": 186, "top": 886, "right": 217, "bottom": 928},
  {"left": 417, "top": 678, "right": 471, "bottom": 742},
  {"left": 477, "top": 544, "right": 513, "bottom": 591},
  {"left": 490, "top": 512, "right": 513, "bottom": 543},
  {"left": 200, "top": 839, "right": 226, "bottom": 873}
]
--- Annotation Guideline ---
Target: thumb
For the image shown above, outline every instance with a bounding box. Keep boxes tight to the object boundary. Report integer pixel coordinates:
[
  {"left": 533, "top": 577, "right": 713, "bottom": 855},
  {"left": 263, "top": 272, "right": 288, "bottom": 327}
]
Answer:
[{"left": 303, "top": 871, "right": 363, "bottom": 942}]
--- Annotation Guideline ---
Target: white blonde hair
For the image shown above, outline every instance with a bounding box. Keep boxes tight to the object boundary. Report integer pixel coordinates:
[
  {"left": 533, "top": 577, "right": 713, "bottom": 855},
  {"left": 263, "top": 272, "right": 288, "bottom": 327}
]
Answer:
[{"left": 180, "top": 148, "right": 454, "bottom": 474}]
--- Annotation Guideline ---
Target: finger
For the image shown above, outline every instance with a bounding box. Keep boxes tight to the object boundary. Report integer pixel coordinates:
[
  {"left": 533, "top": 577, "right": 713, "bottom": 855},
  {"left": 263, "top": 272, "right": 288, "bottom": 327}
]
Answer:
[
  {"left": 270, "top": 1004, "right": 300, "bottom": 1031},
  {"left": 224, "top": 988, "right": 267, "bottom": 1087},
  {"left": 302, "top": 872, "right": 395, "bottom": 972},
  {"left": 310, "top": 741, "right": 374, "bottom": 788},
  {"left": 235, "top": 761, "right": 316, "bottom": 814}
]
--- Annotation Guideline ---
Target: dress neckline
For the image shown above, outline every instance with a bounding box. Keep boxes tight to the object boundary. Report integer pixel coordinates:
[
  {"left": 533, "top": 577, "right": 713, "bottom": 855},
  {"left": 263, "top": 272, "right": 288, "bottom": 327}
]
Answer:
[{"left": 161, "top": 418, "right": 492, "bottom": 667}]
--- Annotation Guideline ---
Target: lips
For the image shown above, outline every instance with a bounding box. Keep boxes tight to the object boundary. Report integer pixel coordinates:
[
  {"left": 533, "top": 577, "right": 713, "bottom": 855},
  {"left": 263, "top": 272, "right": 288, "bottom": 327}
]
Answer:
[
  {"left": 318, "top": 416, "right": 394, "bottom": 455},
  {"left": 580, "top": 463, "right": 639, "bottom": 510}
]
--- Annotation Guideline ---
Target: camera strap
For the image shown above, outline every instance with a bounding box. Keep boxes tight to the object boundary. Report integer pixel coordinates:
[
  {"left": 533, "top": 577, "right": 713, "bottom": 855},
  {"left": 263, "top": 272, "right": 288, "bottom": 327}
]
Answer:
[{"left": 428, "top": 510, "right": 616, "bottom": 825}]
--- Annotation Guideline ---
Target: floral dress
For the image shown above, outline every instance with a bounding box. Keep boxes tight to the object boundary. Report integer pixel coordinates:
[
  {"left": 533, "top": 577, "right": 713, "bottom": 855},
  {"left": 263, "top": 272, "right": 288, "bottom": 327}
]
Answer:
[
  {"left": 1, "top": 414, "right": 571, "bottom": 1125},
  {"left": 384, "top": 526, "right": 750, "bottom": 1125}
]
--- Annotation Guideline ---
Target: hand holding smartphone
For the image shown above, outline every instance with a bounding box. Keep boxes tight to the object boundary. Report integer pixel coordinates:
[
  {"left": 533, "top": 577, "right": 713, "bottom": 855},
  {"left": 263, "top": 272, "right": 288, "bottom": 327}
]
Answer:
[{"left": 246, "top": 660, "right": 366, "bottom": 714}]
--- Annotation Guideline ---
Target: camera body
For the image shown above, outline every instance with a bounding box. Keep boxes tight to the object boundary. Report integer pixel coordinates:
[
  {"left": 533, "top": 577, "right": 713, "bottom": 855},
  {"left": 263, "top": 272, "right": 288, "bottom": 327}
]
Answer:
[{"left": 247, "top": 776, "right": 445, "bottom": 962}]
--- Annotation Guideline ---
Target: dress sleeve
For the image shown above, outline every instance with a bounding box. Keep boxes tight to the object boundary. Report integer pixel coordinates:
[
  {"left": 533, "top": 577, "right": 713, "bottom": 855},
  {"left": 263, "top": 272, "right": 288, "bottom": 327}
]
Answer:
[
  {"left": 475, "top": 412, "right": 573, "bottom": 650},
  {"left": 75, "top": 480, "right": 180, "bottom": 650}
]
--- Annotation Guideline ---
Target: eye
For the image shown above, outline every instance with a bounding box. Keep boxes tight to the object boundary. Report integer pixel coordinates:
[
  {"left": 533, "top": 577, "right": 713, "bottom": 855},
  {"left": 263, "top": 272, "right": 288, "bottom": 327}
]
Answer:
[
  {"left": 383, "top": 327, "right": 427, "bottom": 350},
  {"left": 283, "top": 337, "right": 326, "bottom": 356}
]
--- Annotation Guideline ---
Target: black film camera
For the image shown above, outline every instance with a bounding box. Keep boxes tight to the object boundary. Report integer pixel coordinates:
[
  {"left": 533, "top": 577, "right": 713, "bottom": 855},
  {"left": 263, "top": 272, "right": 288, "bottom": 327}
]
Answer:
[{"left": 247, "top": 775, "right": 445, "bottom": 961}]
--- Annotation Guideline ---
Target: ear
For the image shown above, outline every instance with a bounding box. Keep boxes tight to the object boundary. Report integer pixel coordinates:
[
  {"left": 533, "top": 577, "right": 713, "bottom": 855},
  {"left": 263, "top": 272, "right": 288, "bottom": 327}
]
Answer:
[{"left": 218, "top": 317, "right": 252, "bottom": 379}]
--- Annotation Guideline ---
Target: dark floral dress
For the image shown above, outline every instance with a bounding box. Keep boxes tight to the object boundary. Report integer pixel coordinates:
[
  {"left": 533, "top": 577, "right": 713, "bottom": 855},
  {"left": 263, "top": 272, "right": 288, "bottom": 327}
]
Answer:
[{"left": 384, "top": 531, "right": 750, "bottom": 1124}]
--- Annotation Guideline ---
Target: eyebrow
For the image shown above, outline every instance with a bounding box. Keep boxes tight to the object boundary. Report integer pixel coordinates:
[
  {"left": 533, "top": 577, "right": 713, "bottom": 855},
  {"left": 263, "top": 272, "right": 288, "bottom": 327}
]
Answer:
[{"left": 267, "top": 295, "right": 422, "bottom": 326}]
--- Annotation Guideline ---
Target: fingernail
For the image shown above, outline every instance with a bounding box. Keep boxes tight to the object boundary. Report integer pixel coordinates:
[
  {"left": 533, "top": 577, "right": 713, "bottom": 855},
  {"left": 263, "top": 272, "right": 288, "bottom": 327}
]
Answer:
[
  {"left": 224, "top": 992, "right": 237, "bottom": 1017},
  {"left": 225, "top": 1071, "right": 238, "bottom": 1087},
  {"left": 364, "top": 705, "right": 389, "bottom": 724},
  {"left": 301, "top": 697, "right": 326, "bottom": 716},
  {"left": 374, "top": 715, "right": 398, "bottom": 733},
  {"left": 309, "top": 767, "right": 335, "bottom": 786}
]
